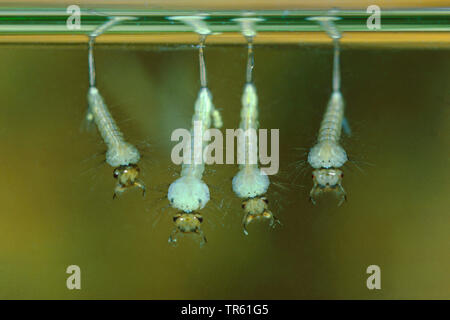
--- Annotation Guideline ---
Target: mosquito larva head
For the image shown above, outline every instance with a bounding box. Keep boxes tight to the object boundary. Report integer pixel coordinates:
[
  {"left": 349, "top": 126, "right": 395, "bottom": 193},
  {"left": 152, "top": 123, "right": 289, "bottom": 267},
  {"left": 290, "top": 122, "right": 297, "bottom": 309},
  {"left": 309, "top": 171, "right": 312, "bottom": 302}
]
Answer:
[
  {"left": 112, "top": 164, "right": 146, "bottom": 198},
  {"left": 114, "top": 163, "right": 140, "bottom": 183},
  {"left": 312, "top": 168, "right": 343, "bottom": 189},
  {"left": 310, "top": 168, "right": 346, "bottom": 206},
  {"left": 169, "top": 212, "right": 207, "bottom": 247},
  {"left": 172, "top": 212, "right": 204, "bottom": 233},
  {"left": 241, "top": 196, "right": 269, "bottom": 215},
  {"left": 241, "top": 196, "right": 280, "bottom": 235}
]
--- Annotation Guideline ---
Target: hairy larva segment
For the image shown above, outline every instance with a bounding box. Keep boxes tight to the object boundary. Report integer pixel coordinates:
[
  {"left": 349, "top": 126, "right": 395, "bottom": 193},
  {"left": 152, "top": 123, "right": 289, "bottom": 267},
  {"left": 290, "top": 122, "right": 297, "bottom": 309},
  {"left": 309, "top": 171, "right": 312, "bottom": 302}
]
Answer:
[
  {"left": 307, "top": 66, "right": 348, "bottom": 170},
  {"left": 87, "top": 87, "right": 123, "bottom": 148},
  {"left": 178, "top": 88, "right": 218, "bottom": 184},
  {"left": 87, "top": 87, "right": 141, "bottom": 167},
  {"left": 240, "top": 83, "right": 259, "bottom": 131},
  {"left": 318, "top": 91, "right": 345, "bottom": 143},
  {"left": 193, "top": 87, "right": 214, "bottom": 129}
]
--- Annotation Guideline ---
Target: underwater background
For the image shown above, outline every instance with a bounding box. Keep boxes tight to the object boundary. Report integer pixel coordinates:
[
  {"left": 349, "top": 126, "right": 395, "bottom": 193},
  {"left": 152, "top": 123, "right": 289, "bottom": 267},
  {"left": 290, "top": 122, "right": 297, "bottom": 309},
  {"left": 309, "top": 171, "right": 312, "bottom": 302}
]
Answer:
[{"left": 0, "top": 41, "right": 448, "bottom": 299}]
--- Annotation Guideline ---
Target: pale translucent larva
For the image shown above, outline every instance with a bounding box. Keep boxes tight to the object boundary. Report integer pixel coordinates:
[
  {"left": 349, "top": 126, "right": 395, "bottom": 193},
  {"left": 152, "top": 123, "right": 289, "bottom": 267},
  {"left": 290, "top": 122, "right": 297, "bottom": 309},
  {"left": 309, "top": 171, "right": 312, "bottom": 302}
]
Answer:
[
  {"left": 232, "top": 18, "right": 280, "bottom": 235},
  {"left": 307, "top": 17, "right": 347, "bottom": 205},
  {"left": 166, "top": 22, "right": 222, "bottom": 246},
  {"left": 232, "top": 84, "right": 277, "bottom": 235},
  {"left": 168, "top": 88, "right": 216, "bottom": 213},
  {"left": 232, "top": 84, "right": 270, "bottom": 199},
  {"left": 307, "top": 91, "right": 347, "bottom": 169},
  {"left": 85, "top": 17, "right": 145, "bottom": 199},
  {"left": 87, "top": 87, "right": 141, "bottom": 168}
]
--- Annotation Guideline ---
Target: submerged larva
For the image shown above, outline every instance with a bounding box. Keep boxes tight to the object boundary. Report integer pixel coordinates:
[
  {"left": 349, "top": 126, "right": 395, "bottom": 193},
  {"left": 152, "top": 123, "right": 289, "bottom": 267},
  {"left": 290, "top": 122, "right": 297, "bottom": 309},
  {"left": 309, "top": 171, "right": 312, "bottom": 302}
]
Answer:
[
  {"left": 232, "top": 18, "right": 280, "bottom": 235},
  {"left": 85, "top": 17, "right": 145, "bottom": 199},
  {"left": 166, "top": 16, "right": 222, "bottom": 246},
  {"left": 307, "top": 17, "right": 348, "bottom": 206}
]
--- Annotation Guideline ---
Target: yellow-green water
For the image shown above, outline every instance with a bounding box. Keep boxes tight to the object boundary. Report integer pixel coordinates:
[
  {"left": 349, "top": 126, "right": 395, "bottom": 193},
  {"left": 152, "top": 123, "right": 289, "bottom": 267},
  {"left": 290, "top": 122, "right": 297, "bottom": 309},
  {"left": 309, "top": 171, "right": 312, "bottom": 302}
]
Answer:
[{"left": 0, "top": 43, "right": 448, "bottom": 299}]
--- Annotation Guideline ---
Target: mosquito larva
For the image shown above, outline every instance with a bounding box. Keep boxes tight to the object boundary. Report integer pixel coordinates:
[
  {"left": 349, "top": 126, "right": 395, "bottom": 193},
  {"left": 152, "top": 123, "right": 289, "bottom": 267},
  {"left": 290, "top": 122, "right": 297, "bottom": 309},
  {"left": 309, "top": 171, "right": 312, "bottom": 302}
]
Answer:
[
  {"left": 307, "top": 17, "right": 348, "bottom": 206},
  {"left": 167, "top": 16, "right": 222, "bottom": 246},
  {"left": 85, "top": 17, "right": 145, "bottom": 199},
  {"left": 232, "top": 18, "right": 280, "bottom": 235}
]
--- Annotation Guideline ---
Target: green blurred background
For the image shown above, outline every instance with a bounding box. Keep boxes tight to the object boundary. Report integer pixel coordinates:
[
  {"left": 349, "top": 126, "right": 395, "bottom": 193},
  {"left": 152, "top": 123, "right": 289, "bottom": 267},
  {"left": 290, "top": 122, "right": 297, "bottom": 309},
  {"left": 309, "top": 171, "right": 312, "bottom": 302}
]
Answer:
[{"left": 0, "top": 42, "right": 448, "bottom": 299}]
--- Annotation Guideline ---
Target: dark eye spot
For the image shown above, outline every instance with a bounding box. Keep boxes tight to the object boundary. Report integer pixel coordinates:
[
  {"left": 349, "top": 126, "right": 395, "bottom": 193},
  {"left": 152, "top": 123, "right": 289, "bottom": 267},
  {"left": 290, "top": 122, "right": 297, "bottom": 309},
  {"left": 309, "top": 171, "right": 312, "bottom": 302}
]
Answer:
[
  {"left": 197, "top": 217, "right": 203, "bottom": 223},
  {"left": 172, "top": 216, "right": 178, "bottom": 222},
  {"left": 341, "top": 173, "right": 344, "bottom": 178},
  {"left": 170, "top": 198, "right": 174, "bottom": 204},
  {"left": 241, "top": 203, "right": 246, "bottom": 209},
  {"left": 198, "top": 199, "right": 202, "bottom": 204},
  {"left": 262, "top": 198, "right": 269, "bottom": 204}
]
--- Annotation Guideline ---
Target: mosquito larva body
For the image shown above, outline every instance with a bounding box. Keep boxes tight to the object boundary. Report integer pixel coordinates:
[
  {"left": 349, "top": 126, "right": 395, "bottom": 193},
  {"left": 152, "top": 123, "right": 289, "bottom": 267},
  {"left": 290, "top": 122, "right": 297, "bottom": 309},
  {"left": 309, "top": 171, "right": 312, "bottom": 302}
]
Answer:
[
  {"left": 167, "top": 85, "right": 217, "bottom": 248},
  {"left": 232, "top": 82, "right": 277, "bottom": 235},
  {"left": 307, "top": 17, "right": 348, "bottom": 206},
  {"left": 231, "top": 84, "right": 269, "bottom": 200},
  {"left": 85, "top": 17, "right": 145, "bottom": 199},
  {"left": 168, "top": 88, "right": 215, "bottom": 213},
  {"left": 307, "top": 91, "right": 347, "bottom": 169},
  {"left": 167, "top": 17, "right": 222, "bottom": 246},
  {"left": 232, "top": 18, "right": 280, "bottom": 235}
]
